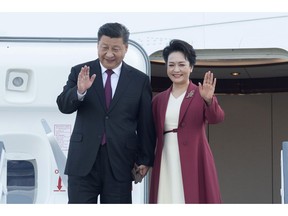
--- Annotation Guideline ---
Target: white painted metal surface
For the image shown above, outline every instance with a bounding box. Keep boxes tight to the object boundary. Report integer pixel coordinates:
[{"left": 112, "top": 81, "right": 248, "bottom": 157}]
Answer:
[{"left": 0, "top": 37, "right": 150, "bottom": 203}]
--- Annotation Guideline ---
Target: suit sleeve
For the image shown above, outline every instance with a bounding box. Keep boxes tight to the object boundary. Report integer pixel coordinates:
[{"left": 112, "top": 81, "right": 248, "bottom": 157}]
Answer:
[
  {"left": 204, "top": 95, "right": 225, "bottom": 124},
  {"left": 136, "top": 76, "right": 156, "bottom": 167},
  {"left": 56, "top": 66, "right": 82, "bottom": 114}
]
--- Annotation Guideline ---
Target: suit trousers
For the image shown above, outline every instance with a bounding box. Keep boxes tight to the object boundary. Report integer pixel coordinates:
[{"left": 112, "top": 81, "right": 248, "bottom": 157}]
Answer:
[{"left": 67, "top": 145, "right": 132, "bottom": 203}]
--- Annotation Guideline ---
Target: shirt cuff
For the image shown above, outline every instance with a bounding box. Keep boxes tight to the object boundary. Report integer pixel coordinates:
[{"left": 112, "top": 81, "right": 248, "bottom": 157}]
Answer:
[{"left": 77, "top": 90, "right": 86, "bottom": 101}]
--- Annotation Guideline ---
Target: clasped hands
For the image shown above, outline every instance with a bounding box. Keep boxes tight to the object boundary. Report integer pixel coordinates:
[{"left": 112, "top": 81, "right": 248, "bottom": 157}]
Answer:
[{"left": 132, "top": 163, "right": 150, "bottom": 184}]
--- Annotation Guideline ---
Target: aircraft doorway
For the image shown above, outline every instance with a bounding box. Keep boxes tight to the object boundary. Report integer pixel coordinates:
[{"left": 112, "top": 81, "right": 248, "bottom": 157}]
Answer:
[
  {"left": 149, "top": 48, "right": 288, "bottom": 203},
  {"left": 150, "top": 48, "right": 288, "bottom": 94}
]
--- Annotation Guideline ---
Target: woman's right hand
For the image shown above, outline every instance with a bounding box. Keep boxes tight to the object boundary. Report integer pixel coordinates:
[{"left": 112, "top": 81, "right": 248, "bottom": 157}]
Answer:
[{"left": 198, "top": 71, "right": 216, "bottom": 105}]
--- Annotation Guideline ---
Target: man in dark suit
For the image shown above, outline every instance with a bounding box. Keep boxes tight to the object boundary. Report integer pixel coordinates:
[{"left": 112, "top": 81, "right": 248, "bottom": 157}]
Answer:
[{"left": 56, "top": 22, "right": 156, "bottom": 204}]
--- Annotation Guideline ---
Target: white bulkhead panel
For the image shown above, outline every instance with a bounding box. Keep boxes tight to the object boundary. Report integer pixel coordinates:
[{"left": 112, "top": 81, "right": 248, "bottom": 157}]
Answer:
[{"left": 0, "top": 37, "right": 150, "bottom": 203}]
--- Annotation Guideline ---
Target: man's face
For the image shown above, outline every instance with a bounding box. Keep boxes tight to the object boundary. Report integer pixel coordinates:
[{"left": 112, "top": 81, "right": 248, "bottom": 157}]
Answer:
[{"left": 97, "top": 35, "right": 128, "bottom": 69}]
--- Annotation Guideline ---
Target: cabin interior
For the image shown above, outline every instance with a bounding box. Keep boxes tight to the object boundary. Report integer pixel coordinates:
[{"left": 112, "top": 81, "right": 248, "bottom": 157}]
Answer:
[{"left": 150, "top": 48, "right": 288, "bottom": 203}]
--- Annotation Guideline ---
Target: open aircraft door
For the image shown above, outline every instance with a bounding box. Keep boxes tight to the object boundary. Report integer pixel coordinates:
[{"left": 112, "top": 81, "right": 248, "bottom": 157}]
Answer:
[{"left": 0, "top": 37, "right": 151, "bottom": 204}]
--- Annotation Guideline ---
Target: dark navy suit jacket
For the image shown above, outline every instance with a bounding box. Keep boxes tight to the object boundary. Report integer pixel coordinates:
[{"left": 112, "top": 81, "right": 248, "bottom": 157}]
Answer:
[{"left": 57, "top": 59, "right": 156, "bottom": 181}]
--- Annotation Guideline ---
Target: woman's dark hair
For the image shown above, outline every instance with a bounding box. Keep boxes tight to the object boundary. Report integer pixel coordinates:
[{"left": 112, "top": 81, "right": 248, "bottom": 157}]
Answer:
[
  {"left": 98, "top": 22, "right": 130, "bottom": 44},
  {"left": 162, "top": 39, "right": 196, "bottom": 66}
]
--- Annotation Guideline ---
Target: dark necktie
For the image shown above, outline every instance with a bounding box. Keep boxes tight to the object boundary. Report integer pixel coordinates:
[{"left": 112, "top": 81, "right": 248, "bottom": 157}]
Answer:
[
  {"left": 102, "top": 69, "right": 113, "bottom": 145},
  {"left": 105, "top": 69, "right": 113, "bottom": 109}
]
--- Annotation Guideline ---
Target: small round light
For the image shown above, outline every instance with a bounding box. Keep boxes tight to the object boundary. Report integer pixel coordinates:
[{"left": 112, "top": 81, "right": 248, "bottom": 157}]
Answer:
[
  {"left": 12, "top": 77, "right": 24, "bottom": 87},
  {"left": 231, "top": 72, "right": 240, "bottom": 76}
]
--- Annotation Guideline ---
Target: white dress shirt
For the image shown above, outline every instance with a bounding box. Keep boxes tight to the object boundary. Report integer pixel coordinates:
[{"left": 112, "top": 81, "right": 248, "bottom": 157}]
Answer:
[{"left": 77, "top": 62, "right": 122, "bottom": 101}]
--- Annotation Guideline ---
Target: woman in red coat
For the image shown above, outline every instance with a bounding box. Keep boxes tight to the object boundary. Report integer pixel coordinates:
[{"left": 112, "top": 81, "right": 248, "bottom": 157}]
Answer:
[{"left": 149, "top": 39, "right": 225, "bottom": 204}]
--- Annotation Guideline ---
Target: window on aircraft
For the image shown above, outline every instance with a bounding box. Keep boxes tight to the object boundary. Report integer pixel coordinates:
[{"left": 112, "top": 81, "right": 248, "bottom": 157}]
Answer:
[{"left": 7, "top": 160, "right": 37, "bottom": 204}]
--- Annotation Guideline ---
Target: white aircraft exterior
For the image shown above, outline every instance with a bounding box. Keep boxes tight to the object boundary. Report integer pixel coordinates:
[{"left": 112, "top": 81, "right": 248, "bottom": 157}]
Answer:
[
  {"left": 1, "top": 12, "right": 288, "bottom": 204},
  {"left": 0, "top": 37, "right": 149, "bottom": 204}
]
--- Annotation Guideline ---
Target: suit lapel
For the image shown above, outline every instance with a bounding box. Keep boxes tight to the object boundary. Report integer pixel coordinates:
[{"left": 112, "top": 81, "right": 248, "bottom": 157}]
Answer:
[
  {"left": 159, "top": 83, "right": 197, "bottom": 133},
  {"left": 178, "top": 81, "right": 197, "bottom": 125},
  {"left": 90, "top": 60, "right": 106, "bottom": 111},
  {"left": 108, "top": 62, "right": 132, "bottom": 112},
  {"left": 159, "top": 86, "right": 172, "bottom": 133}
]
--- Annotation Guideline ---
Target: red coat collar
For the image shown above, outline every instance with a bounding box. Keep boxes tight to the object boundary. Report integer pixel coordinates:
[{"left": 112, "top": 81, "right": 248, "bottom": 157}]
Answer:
[{"left": 161, "top": 81, "right": 198, "bottom": 127}]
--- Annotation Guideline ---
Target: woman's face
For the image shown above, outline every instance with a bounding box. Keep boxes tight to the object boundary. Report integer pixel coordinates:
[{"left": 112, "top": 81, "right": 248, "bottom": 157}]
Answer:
[{"left": 167, "top": 51, "right": 193, "bottom": 85}]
